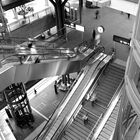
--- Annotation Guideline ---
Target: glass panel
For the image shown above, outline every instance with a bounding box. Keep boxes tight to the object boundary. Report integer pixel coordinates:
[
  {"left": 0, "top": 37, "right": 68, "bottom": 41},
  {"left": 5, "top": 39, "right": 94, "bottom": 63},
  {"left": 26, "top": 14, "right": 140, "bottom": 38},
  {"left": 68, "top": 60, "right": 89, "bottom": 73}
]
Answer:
[{"left": 128, "top": 55, "right": 140, "bottom": 95}]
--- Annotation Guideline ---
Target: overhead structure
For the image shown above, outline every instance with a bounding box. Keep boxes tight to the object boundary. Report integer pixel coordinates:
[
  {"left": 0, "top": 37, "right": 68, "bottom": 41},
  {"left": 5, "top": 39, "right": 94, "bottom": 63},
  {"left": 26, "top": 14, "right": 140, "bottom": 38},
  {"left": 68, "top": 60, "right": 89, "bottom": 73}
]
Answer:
[{"left": 0, "top": 3, "right": 9, "bottom": 41}]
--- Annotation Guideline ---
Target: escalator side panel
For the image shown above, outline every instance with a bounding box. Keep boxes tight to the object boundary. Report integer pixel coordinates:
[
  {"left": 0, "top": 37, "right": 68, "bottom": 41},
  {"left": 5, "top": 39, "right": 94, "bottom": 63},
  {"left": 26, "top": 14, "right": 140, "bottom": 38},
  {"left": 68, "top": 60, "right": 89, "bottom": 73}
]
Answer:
[
  {"left": 0, "top": 60, "right": 81, "bottom": 91},
  {"left": 26, "top": 60, "right": 81, "bottom": 81},
  {"left": 0, "top": 66, "right": 15, "bottom": 90}
]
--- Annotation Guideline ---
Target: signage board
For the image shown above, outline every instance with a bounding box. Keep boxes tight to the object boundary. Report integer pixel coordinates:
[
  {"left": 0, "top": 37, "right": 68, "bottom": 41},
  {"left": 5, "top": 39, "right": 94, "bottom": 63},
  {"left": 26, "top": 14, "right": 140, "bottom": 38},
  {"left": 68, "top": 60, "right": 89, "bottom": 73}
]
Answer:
[{"left": 75, "top": 25, "right": 85, "bottom": 32}]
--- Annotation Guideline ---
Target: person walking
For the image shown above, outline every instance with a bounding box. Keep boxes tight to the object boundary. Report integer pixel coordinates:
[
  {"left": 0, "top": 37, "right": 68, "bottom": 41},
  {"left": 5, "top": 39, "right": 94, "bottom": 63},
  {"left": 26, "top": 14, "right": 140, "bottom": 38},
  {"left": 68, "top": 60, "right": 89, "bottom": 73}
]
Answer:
[
  {"left": 92, "top": 29, "right": 96, "bottom": 41},
  {"left": 95, "top": 10, "right": 99, "bottom": 19},
  {"left": 34, "top": 88, "right": 37, "bottom": 95},
  {"left": 127, "top": 13, "right": 130, "bottom": 19}
]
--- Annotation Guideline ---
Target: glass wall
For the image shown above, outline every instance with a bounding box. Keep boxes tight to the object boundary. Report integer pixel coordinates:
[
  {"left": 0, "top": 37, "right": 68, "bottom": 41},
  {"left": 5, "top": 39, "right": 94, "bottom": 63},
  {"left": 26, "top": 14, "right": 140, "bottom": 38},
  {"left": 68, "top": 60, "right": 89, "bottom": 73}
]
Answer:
[{"left": 1, "top": 0, "right": 53, "bottom": 31}]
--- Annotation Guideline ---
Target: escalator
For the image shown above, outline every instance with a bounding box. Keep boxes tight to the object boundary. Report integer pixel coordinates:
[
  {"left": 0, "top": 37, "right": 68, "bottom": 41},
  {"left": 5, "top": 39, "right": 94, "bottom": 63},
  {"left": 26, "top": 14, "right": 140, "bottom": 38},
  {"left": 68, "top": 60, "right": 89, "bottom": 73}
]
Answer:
[
  {"left": 35, "top": 52, "right": 112, "bottom": 140},
  {"left": 0, "top": 41, "right": 104, "bottom": 92},
  {"left": 59, "top": 62, "right": 125, "bottom": 140}
]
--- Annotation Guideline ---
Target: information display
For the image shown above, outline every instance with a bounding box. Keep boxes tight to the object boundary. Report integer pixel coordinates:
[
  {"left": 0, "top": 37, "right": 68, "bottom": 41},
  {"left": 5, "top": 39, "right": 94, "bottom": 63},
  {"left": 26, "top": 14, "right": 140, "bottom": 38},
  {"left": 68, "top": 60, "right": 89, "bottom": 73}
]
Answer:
[{"left": 113, "top": 35, "right": 131, "bottom": 46}]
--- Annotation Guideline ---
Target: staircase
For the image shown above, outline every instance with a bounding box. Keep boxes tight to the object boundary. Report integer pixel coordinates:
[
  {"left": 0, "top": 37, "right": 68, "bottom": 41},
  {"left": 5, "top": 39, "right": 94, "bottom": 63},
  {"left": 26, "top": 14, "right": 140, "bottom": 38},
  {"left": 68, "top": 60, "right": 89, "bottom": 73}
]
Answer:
[
  {"left": 60, "top": 62, "right": 125, "bottom": 140},
  {"left": 93, "top": 63, "right": 125, "bottom": 108},
  {"left": 62, "top": 108, "right": 99, "bottom": 140}
]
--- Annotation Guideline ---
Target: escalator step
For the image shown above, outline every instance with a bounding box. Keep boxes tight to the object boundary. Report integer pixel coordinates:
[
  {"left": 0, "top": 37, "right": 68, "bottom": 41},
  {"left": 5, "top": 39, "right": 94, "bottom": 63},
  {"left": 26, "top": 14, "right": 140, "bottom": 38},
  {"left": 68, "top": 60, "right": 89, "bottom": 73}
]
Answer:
[
  {"left": 110, "top": 113, "right": 118, "bottom": 120},
  {"left": 102, "top": 128, "right": 112, "bottom": 136},
  {"left": 108, "top": 117, "right": 116, "bottom": 124},
  {"left": 106, "top": 121, "right": 115, "bottom": 128},
  {"left": 104, "top": 124, "right": 113, "bottom": 132}
]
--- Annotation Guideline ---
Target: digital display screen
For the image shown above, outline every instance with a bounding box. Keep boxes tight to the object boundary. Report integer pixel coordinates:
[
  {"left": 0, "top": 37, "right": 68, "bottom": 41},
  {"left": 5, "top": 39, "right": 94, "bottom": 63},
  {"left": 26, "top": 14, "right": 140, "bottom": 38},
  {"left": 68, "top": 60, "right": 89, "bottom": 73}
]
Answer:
[{"left": 113, "top": 35, "right": 131, "bottom": 46}]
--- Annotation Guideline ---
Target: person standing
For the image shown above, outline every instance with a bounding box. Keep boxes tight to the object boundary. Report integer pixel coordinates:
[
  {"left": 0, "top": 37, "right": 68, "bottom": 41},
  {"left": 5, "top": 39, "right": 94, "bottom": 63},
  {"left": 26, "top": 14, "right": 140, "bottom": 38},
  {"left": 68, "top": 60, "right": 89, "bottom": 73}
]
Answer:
[
  {"left": 92, "top": 29, "right": 96, "bottom": 41},
  {"left": 54, "top": 81, "right": 58, "bottom": 94}
]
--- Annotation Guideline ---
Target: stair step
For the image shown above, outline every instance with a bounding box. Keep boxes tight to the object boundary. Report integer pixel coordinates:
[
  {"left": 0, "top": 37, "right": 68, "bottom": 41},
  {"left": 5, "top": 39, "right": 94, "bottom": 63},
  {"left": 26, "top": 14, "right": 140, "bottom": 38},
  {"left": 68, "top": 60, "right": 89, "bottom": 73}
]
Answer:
[
  {"left": 104, "top": 69, "right": 124, "bottom": 78},
  {"left": 65, "top": 131, "right": 79, "bottom": 140},
  {"left": 80, "top": 108, "right": 100, "bottom": 120},
  {"left": 71, "top": 122, "right": 90, "bottom": 136},
  {"left": 62, "top": 136, "right": 69, "bottom": 140},
  {"left": 108, "top": 64, "right": 125, "bottom": 73},
  {"left": 98, "top": 82, "right": 118, "bottom": 90},
  {"left": 75, "top": 115, "right": 93, "bottom": 130},
  {"left": 96, "top": 97, "right": 110, "bottom": 107},
  {"left": 63, "top": 133, "right": 74, "bottom": 140},
  {"left": 96, "top": 92, "right": 112, "bottom": 102},
  {"left": 95, "top": 88, "right": 115, "bottom": 98},
  {"left": 69, "top": 124, "right": 88, "bottom": 139},
  {"left": 100, "top": 73, "right": 122, "bottom": 81},
  {"left": 101, "top": 76, "right": 122, "bottom": 85},
  {"left": 73, "top": 118, "right": 91, "bottom": 132},
  {"left": 83, "top": 102, "right": 104, "bottom": 116},
  {"left": 96, "top": 86, "right": 117, "bottom": 96}
]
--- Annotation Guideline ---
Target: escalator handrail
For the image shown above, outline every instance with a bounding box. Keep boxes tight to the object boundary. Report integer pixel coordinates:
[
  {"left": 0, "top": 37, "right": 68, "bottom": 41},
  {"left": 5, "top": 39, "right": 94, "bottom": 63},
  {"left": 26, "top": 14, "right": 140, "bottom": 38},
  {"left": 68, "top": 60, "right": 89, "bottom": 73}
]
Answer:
[{"left": 0, "top": 50, "right": 76, "bottom": 65}]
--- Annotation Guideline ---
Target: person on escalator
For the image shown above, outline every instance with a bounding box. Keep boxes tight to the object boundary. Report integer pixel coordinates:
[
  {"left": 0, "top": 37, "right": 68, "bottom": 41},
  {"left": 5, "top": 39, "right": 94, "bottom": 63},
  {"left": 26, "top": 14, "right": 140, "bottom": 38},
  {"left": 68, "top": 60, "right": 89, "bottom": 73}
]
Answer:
[
  {"left": 54, "top": 81, "right": 58, "bottom": 94},
  {"left": 82, "top": 113, "right": 88, "bottom": 124}
]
